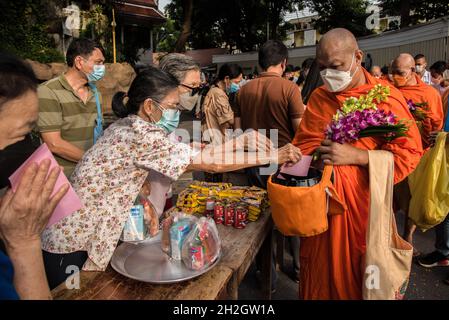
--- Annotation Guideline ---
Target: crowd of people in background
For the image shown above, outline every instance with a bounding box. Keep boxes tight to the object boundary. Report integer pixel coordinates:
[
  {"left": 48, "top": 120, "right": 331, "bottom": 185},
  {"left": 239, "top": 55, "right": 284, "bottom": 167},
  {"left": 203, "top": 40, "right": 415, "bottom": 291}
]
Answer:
[{"left": 1, "top": 26, "right": 449, "bottom": 300}]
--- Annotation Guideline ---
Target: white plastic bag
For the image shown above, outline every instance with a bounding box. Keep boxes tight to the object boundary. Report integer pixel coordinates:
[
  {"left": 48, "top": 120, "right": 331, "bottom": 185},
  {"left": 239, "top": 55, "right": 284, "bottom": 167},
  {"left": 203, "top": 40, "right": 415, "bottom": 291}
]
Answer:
[
  {"left": 181, "top": 217, "right": 221, "bottom": 270},
  {"left": 161, "top": 211, "right": 197, "bottom": 260}
]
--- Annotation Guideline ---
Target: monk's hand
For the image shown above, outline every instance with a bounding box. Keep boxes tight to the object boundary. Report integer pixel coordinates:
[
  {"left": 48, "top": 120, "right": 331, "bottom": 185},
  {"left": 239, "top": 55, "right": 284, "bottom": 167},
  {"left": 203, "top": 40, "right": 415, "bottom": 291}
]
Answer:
[
  {"left": 317, "top": 140, "right": 368, "bottom": 166},
  {"left": 276, "top": 143, "right": 302, "bottom": 165}
]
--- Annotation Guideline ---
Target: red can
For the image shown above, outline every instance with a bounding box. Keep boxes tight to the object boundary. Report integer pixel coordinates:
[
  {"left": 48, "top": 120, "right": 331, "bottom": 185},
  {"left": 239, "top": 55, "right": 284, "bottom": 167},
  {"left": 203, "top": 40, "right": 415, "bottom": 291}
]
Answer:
[
  {"left": 224, "top": 203, "right": 235, "bottom": 226},
  {"left": 205, "top": 197, "right": 215, "bottom": 218},
  {"left": 214, "top": 201, "right": 225, "bottom": 225},
  {"left": 234, "top": 205, "right": 248, "bottom": 229}
]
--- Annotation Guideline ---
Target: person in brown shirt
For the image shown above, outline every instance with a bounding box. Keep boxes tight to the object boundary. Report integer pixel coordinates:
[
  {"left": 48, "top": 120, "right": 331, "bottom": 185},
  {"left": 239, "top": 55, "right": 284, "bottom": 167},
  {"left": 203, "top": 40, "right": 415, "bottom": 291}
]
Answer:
[
  {"left": 234, "top": 40, "right": 305, "bottom": 148},
  {"left": 202, "top": 63, "right": 243, "bottom": 145},
  {"left": 234, "top": 40, "right": 305, "bottom": 288}
]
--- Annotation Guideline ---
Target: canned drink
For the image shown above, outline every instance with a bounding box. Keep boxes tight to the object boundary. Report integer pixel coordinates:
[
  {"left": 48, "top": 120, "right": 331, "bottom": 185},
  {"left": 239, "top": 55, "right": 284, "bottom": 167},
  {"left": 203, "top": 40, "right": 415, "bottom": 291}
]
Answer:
[
  {"left": 224, "top": 203, "right": 235, "bottom": 226},
  {"left": 214, "top": 201, "right": 225, "bottom": 224},
  {"left": 234, "top": 205, "right": 248, "bottom": 229},
  {"left": 205, "top": 197, "right": 215, "bottom": 217}
]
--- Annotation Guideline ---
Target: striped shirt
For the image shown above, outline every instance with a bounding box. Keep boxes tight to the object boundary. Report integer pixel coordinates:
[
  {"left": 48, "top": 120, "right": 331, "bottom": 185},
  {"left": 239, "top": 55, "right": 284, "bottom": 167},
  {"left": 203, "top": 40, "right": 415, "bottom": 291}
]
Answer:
[{"left": 37, "top": 74, "right": 102, "bottom": 177}]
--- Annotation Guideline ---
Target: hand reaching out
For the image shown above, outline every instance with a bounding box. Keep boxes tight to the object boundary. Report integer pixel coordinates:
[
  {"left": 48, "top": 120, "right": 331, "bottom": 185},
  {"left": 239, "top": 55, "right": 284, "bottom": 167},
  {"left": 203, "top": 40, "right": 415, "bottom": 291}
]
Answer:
[{"left": 275, "top": 143, "right": 302, "bottom": 166}]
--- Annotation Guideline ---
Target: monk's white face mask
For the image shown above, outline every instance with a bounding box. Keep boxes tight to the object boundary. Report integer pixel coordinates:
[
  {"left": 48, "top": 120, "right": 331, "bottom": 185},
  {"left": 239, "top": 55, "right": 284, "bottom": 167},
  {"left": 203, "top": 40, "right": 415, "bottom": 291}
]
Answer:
[{"left": 320, "top": 54, "right": 358, "bottom": 92}]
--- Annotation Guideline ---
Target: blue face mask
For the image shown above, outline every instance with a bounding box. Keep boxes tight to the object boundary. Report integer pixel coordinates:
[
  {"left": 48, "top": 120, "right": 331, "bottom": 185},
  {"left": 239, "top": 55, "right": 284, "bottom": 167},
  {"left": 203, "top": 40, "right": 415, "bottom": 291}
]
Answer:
[
  {"left": 229, "top": 82, "right": 240, "bottom": 94},
  {"left": 87, "top": 64, "right": 106, "bottom": 82},
  {"left": 152, "top": 102, "right": 180, "bottom": 133}
]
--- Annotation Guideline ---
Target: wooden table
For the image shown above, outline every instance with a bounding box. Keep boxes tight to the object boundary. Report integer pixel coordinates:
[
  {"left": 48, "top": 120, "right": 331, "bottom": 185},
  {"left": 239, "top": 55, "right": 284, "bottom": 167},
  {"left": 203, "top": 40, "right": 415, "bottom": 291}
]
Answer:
[{"left": 52, "top": 210, "right": 273, "bottom": 300}]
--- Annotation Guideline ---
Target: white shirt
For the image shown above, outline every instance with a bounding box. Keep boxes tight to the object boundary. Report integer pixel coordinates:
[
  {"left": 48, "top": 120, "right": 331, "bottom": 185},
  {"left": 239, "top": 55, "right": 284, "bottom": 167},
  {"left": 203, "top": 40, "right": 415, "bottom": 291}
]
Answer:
[{"left": 421, "top": 70, "right": 432, "bottom": 85}]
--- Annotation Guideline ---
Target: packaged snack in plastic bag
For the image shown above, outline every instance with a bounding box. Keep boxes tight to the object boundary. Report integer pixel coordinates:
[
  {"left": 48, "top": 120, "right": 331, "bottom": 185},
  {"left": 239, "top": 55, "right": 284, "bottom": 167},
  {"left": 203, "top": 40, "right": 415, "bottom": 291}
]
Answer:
[
  {"left": 161, "top": 211, "right": 197, "bottom": 258},
  {"left": 137, "top": 181, "right": 160, "bottom": 237},
  {"left": 170, "top": 218, "right": 194, "bottom": 260},
  {"left": 143, "top": 201, "right": 159, "bottom": 237},
  {"left": 161, "top": 215, "right": 175, "bottom": 254},
  {"left": 181, "top": 217, "right": 221, "bottom": 270},
  {"left": 121, "top": 181, "right": 160, "bottom": 242}
]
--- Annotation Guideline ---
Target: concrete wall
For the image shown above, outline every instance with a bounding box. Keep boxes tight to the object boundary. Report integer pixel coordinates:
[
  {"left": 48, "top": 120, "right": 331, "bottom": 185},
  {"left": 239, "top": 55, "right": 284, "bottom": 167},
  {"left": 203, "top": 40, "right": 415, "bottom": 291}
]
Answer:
[{"left": 364, "top": 37, "right": 449, "bottom": 68}]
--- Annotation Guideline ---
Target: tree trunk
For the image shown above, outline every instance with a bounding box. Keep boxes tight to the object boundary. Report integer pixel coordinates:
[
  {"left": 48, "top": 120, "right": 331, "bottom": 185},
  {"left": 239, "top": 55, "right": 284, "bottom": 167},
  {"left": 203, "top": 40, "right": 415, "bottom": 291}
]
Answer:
[
  {"left": 269, "top": 1, "right": 281, "bottom": 40},
  {"left": 174, "top": 0, "right": 193, "bottom": 53},
  {"left": 399, "top": 0, "right": 411, "bottom": 28}
]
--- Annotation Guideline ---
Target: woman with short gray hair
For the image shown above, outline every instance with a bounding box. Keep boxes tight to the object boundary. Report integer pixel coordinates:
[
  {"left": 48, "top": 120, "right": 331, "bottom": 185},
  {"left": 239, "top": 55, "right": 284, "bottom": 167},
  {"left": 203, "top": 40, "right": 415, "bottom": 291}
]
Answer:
[
  {"left": 160, "top": 53, "right": 203, "bottom": 141},
  {"left": 159, "top": 53, "right": 200, "bottom": 84}
]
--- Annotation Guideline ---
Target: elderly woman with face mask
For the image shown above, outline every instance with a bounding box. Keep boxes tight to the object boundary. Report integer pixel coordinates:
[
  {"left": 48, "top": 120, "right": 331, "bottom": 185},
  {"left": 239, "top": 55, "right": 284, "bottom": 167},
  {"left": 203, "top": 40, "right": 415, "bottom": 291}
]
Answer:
[
  {"left": 159, "top": 53, "right": 203, "bottom": 143},
  {"left": 41, "top": 66, "right": 301, "bottom": 288},
  {"left": 0, "top": 53, "right": 68, "bottom": 299}
]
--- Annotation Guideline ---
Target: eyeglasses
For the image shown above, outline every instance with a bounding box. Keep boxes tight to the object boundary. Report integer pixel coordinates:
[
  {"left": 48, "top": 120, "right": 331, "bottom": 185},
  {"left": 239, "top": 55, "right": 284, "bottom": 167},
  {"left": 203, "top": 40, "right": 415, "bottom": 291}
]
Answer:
[{"left": 180, "top": 83, "right": 204, "bottom": 96}]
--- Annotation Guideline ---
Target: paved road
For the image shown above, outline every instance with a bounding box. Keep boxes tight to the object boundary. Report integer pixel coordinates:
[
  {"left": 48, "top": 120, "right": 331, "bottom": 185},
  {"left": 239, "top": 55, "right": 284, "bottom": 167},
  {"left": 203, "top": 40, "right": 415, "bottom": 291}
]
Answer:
[{"left": 239, "top": 213, "right": 449, "bottom": 300}]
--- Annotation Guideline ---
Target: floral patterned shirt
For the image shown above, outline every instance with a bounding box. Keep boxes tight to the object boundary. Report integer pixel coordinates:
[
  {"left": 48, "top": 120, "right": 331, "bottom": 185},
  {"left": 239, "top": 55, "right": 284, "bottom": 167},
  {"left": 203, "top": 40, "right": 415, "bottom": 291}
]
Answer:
[{"left": 41, "top": 115, "right": 193, "bottom": 271}]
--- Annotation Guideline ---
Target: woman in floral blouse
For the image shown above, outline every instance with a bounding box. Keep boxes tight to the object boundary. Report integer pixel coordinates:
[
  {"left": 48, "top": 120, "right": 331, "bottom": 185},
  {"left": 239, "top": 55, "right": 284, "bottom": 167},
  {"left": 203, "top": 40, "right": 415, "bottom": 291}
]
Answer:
[{"left": 41, "top": 66, "right": 301, "bottom": 288}]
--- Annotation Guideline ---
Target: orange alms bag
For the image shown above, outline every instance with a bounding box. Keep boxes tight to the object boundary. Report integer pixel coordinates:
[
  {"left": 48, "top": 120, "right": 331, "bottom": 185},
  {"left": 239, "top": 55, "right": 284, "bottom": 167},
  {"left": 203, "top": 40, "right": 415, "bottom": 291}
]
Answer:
[{"left": 267, "top": 166, "right": 346, "bottom": 237}]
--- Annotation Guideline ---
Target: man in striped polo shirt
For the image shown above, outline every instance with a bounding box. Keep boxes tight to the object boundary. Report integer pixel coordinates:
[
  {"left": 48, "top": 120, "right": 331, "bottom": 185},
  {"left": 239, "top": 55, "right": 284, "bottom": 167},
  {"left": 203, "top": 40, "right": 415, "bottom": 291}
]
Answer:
[{"left": 37, "top": 38, "right": 105, "bottom": 177}]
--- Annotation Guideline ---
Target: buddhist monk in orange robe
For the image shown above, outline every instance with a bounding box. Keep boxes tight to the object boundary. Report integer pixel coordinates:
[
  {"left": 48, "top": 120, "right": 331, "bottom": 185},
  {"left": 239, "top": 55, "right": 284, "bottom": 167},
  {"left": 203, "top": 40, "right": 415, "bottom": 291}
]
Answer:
[
  {"left": 292, "top": 29, "right": 423, "bottom": 300},
  {"left": 392, "top": 53, "right": 443, "bottom": 149},
  {"left": 391, "top": 53, "right": 444, "bottom": 248}
]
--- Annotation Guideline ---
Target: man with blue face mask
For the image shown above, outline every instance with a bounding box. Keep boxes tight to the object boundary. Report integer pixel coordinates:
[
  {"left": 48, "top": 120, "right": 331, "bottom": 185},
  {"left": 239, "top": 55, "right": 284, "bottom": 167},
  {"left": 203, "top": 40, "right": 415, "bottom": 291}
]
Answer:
[{"left": 37, "top": 38, "right": 105, "bottom": 177}]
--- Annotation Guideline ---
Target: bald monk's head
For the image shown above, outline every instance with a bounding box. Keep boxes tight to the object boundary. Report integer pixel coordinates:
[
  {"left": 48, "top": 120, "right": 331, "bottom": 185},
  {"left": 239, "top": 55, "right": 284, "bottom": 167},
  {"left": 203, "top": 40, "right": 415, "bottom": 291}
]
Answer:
[
  {"left": 370, "top": 65, "right": 381, "bottom": 78},
  {"left": 391, "top": 53, "right": 417, "bottom": 87},
  {"left": 317, "top": 28, "right": 364, "bottom": 92}
]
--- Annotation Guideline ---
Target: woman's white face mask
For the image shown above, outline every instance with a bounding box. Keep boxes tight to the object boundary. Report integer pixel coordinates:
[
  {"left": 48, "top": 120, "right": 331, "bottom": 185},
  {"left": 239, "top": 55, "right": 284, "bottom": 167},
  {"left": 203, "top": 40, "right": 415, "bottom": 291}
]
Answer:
[
  {"left": 320, "top": 54, "right": 358, "bottom": 93},
  {"left": 179, "top": 92, "right": 199, "bottom": 111}
]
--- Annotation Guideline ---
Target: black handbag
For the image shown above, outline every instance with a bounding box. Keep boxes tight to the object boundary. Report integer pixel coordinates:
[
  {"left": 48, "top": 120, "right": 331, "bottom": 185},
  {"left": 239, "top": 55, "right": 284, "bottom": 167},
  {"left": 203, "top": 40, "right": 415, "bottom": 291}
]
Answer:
[{"left": 270, "top": 167, "right": 322, "bottom": 187}]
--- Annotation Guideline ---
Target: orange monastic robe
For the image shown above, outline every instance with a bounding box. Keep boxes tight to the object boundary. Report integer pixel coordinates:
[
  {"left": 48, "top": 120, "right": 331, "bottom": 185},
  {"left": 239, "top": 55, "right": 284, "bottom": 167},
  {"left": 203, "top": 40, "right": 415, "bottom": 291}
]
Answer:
[
  {"left": 397, "top": 74, "right": 444, "bottom": 148},
  {"left": 292, "top": 69, "right": 423, "bottom": 300}
]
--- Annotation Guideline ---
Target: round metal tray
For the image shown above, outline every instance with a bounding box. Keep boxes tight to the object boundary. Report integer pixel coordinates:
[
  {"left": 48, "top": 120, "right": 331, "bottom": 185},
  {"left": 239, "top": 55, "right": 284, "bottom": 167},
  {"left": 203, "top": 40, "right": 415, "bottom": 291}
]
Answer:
[{"left": 111, "top": 233, "right": 220, "bottom": 284}]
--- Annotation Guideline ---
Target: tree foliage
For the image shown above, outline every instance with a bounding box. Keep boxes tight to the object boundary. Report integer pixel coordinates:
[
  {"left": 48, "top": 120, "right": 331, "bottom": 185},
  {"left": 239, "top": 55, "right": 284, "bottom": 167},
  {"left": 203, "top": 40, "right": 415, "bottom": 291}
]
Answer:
[
  {"left": 305, "top": 0, "right": 373, "bottom": 37},
  {"left": 163, "top": 0, "right": 304, "bottom": 53},
  {"left": 379, "top": 0, "right": 449, "bottom": 28},
  {"left": 0, "top": 0, "right": 65, "bottom": 63},
  {"left": 155, "top": 18, "right": 181, "bottom": 53}
]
